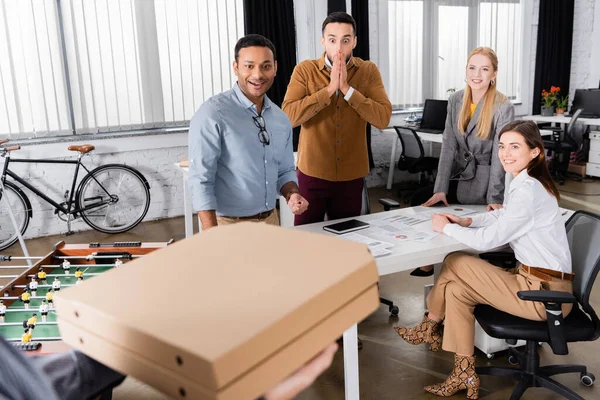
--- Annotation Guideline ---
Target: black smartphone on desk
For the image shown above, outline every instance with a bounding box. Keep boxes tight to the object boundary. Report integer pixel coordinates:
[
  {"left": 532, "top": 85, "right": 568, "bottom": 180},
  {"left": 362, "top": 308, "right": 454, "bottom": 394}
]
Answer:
[{"left": 323, "top": 219, "right": 370, "bottom": 234}]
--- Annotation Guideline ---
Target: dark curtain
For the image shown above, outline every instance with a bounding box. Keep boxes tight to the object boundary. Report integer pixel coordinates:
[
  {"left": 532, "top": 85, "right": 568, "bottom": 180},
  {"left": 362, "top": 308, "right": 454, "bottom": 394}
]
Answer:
[
  {"left": 328, "top": 0, "right": 346, "bottom": 13},
  {"left": 351, "top": 0, "right": 374, "bottom": 169},
  {"left": 532, "top": 0, "right": 574, "bottom": 115},
  {"left": 243, "top": 0, "right": 296, "bottom": 108}
]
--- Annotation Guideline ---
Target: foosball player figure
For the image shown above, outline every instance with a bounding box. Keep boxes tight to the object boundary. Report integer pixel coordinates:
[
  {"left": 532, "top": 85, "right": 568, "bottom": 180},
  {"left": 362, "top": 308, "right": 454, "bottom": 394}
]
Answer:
[
  {"left": 62, "top": 259, "right": 71, "bottom": 275},
  {"left": 21, "top": 328, "right": 33, "bottom": 343},
  {"left": 45, "top": 289, "right": 54, "bottom": 309},
  {"left": 74, "top": 267, "right": 83, "bottom": 280},
  {"left": 26, "top": 313, "right": 38, "bottom": 330},
  {"left": 52, "top": 277, "right": 61, "bottom": 292},
  {"left": 76, "top": 276, "right": 83, "bottom": 286},
  {"left": 39, "top": 300, "right": 49, "bottom": 322},
  {"left": 0, "top": 300, "right": 5, "bottom": 323},
  {"left": 114, "top": 259, "right": 123, "bottom": 268},
  {"left": 37, "top": 267, "right": 47, "bottom": 284},
  {"left": 28, "top": 277, "right": 38, "bottom": 297},
  {"left": 21, "top": 288, "right": 31, "bottom": 310}
]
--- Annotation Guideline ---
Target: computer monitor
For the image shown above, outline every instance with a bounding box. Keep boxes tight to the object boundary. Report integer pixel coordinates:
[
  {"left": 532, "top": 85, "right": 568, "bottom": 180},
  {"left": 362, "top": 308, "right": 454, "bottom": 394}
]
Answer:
[
  {"left": 570, "top": 89, "right": 600, "bottom": 118},
  {"left": 420, "top": 99, "right": 448, "bottom": 132}
]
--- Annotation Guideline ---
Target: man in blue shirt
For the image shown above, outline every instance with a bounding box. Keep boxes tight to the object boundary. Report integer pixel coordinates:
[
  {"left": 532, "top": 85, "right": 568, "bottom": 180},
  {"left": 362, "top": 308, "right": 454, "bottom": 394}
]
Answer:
[{"left": 189, "top": 34, "right": 308, "bottom": 230}]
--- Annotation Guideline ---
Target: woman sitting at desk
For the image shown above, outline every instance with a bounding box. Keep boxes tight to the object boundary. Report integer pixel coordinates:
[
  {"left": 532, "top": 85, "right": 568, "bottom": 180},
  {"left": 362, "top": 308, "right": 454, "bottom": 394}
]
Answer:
[
  {"left": 394, "top": 120, "right": 573, "bottom": 399},
  {"left": 411, "top": 46, "right": 514, "bottom": 277}
]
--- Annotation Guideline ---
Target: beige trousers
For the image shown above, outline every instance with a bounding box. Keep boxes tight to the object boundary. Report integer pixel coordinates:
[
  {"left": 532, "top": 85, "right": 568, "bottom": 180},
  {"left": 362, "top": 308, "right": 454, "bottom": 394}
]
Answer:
[
  {"left": 426, "top": 252, "right": 573, "bottom": 355},
  {"left": 215, "top": 209, "right": 280, "bottom": 227}
]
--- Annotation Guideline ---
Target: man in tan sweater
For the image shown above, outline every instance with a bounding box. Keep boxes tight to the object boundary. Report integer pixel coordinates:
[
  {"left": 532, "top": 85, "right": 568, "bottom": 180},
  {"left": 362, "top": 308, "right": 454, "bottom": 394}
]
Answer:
[{"left": 282, "top": 12, "right": 392, "bottom": 226}]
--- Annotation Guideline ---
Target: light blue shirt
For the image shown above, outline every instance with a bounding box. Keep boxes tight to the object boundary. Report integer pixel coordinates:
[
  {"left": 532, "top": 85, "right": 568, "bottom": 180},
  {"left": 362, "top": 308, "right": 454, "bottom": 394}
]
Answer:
[{"left": 188, "top": 83, "right": 297, "bottom": 217}]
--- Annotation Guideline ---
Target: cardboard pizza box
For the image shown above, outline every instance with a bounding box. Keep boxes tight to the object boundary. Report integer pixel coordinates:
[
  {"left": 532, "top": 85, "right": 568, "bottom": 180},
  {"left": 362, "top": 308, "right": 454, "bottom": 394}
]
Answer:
[{"left": 55, "top": 223, "right": 379, "bottom": 399}]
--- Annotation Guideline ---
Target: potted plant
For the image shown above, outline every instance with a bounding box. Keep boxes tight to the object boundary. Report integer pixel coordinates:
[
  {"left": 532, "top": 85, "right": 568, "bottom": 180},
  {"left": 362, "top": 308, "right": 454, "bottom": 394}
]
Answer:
[
  {"left": 541, "top": 86, "right": 560, "bottom": 116},
  {"left": 556, "top": 95, "right": 568, "bottom": 115}
]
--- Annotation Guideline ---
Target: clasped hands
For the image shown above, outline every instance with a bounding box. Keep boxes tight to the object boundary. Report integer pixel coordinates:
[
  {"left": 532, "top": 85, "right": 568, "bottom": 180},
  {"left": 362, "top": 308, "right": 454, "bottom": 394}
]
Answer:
[{"left": 327, "top": 50, "right": 350, "bottom": 96}]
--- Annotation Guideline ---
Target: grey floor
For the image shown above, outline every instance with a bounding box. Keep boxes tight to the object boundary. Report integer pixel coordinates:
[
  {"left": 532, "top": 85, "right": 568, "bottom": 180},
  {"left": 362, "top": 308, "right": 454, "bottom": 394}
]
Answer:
[{"left": 2, "top": 180, "right": 600, "bottom": 399}]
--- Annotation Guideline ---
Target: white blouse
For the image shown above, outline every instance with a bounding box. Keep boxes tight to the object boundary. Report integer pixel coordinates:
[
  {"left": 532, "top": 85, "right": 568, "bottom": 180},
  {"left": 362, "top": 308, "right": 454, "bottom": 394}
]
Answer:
[{"left": 443, "top": 170, "right": 572, "bottom": 273}]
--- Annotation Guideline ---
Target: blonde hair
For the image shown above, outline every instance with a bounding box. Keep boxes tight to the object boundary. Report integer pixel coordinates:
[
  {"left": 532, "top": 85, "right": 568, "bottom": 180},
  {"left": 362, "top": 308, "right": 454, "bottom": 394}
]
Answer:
[{"left": 458, "top": 47, "right": 508, "bottom": 139}]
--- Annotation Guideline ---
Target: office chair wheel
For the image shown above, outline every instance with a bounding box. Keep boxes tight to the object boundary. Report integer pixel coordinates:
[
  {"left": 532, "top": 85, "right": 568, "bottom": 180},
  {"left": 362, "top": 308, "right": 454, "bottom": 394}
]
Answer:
[
  {"left": 486, "top": 353, "right": 495, "bottom": 360},
  {"left": 389, "top": 305, "right": 399, "bottom": 316},
  {"left": 507, "top": 355, "right": 519, "bottom": 366},
  {"left": 580, "top": 372, "right": 595, "bottom": 387}
]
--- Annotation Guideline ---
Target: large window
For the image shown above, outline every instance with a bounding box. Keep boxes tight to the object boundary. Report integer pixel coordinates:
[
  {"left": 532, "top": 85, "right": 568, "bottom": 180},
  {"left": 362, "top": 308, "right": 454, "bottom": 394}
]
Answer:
[
  {"left": 0, "top": 0, "right": 244, "bottom": 139},
  {"left": 386, "top": 0, "right": 522, "bottom": 109}
]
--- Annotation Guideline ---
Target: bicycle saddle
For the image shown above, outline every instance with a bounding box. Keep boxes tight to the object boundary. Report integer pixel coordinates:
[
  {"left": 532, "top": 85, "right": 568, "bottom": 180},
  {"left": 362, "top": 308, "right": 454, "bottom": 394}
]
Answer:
[{"left": 68, "top": 144, "right": 95, "bottom": 154}]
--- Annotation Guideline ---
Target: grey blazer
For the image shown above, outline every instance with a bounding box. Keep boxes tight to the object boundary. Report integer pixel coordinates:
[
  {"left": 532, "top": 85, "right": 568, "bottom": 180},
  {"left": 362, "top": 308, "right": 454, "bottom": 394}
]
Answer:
[{"left": 433, "top": 90, "right": 515, "bottom": 205}]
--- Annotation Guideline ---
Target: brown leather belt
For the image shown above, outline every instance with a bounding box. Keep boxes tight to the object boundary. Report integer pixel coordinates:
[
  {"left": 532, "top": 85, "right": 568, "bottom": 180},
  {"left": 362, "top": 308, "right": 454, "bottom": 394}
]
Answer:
[
  {"left": 222, "top": 209, "right": 274, "bottom": 221},
  {"left": 521, "top": 264, "right": 574, "bottom": 282}
]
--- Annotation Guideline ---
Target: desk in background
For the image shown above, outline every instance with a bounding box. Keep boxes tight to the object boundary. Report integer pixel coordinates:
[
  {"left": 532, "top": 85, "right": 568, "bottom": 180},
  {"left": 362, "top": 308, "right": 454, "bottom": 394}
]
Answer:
[
  {"left": 522, "top": 114, "right": 600, "bottom": 177},
  {"left": 521, "top": 114, "right": 600, "bottom": 126},
  {"left": 384, "top": 126, "right": 554, "bottom": 190},
  {"left": 176, "top": 154, "right": 297, "bottom": 237}
]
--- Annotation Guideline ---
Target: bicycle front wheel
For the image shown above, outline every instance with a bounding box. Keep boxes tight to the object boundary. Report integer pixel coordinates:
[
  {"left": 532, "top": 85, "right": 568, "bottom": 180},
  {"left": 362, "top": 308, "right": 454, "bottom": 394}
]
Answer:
[
  {"left": 0, "top": 182, "right": 31, "bottom": 251},
  {"left": 77, "top": 164, "right": 150, "bottom": 234}
]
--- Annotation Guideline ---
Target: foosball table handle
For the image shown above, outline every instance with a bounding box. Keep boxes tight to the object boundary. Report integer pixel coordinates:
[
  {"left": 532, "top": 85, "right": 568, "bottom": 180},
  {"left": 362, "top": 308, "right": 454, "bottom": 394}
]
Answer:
[
  {"left": 11, "top": 342, "right": 42, "bottom": 352},
  {"left": 89, "top": 242, "right": 142, "bottom": 248}
]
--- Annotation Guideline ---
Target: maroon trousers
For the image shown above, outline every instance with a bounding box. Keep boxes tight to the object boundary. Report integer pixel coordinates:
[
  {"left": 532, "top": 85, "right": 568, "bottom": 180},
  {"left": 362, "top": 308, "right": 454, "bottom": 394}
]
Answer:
[{"left": 294, "top": 169, "right": 364, "bottom": 226}]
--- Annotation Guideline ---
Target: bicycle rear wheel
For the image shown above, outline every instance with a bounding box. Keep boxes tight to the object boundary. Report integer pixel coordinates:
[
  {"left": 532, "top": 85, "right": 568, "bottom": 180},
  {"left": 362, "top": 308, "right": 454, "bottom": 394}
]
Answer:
[
  {"left": 0, "top": 182, "right": 31, "bottom": 251},
  {"left": 77, "top": 164, "right": 150, "bottom": 234}
]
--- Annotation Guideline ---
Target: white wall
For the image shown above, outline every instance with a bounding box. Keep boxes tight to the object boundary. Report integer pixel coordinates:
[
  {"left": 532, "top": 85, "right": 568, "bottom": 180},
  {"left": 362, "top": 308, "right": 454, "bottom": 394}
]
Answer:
[
  {"left": 3, "top": 134, "right": 187, "bottom": 239},
  {"left": 569, "top": 0, "right": 597, "bottom": 99},
  {"left": 589, "top": 0, "right": 600, "bottom": 88}
]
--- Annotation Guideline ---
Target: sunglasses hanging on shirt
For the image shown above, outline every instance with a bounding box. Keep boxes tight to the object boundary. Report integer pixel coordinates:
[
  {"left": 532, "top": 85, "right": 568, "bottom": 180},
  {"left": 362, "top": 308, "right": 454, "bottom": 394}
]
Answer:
[{"left": 253, "top": 115, "right": 270, "bottom": 145}]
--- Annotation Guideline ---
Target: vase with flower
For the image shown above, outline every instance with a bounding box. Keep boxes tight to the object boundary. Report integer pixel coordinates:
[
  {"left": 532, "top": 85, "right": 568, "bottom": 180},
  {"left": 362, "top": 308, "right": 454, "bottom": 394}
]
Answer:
[
  {"left": 556, "top": 95, "right": 568, "bottom": 115},
  {"left": 541, "top": 86, "right": 560, "bottom": 116}
]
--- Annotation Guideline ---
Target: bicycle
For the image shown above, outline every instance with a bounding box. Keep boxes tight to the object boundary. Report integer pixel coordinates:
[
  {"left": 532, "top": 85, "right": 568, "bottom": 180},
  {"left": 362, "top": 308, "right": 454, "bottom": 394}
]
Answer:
[{"left": 0, "top": 139, "right": 151, "bottom": 250}]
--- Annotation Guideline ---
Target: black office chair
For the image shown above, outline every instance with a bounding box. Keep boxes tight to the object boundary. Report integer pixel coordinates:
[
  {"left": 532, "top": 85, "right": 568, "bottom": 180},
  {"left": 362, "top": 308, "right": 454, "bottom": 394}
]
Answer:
[
  {"left": 474, "top": 210, "right": 600, "bottom": 400},
  {"left": 394, "top": 126, "right": 439, "bottom": 184},
  {"left": 543, "top": 109, "right": 583, "bottom": 185}
]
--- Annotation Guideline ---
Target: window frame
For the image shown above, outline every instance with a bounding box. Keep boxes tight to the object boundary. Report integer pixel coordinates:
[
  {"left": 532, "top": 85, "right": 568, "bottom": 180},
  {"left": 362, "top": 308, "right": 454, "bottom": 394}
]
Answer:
[{"left": 377, "top": 0, "right": 532, "bottom": 116}]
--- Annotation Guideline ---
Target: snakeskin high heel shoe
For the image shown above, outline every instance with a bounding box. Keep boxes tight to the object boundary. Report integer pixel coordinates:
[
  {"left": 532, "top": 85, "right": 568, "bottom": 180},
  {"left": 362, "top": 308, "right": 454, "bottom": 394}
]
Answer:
[
  {"left": 424, "top": 354, "right": 480, "bottom": 399},
  {"left": 393, "top": 313, "right": 442, "bottom": 352}
]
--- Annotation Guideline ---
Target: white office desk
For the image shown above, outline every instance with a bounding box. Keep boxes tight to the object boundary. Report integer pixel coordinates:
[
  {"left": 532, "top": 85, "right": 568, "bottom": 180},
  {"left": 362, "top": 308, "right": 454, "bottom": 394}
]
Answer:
[
  {"left": 384, "top": 126, "right": 554, "bottom": 190},
  {"left": 175, "top": 153, "right": 298, "bottom": 237},
  {"left": 296, "top": 205, "right": 486, "bottom": 400},
  {"left": 384, "top": 127, "right": 443, "bottom": 189},
  {"left": 296, "top": 205, "right": 574, "bottom": 400},
  {"left": 522, "top": 114, "right": 600, "bottom": 126}
]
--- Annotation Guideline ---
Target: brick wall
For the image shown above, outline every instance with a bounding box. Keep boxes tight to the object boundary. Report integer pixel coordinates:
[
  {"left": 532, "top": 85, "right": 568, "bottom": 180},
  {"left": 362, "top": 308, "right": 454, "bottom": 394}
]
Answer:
[{"left": 3, "top": 134, "right": 187, "bottom": 239}]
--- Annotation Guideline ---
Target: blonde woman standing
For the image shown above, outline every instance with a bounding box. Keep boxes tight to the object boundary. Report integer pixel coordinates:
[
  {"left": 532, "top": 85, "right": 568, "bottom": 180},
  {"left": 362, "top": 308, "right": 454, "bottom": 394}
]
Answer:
[{"left": 411, "top": 47, "right": 515, "bottom": 277}]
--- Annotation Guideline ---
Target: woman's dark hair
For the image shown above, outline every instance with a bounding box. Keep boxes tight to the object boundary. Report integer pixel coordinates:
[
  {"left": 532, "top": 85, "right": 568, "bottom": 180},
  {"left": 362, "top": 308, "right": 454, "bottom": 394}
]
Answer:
[
  {"left": 321, "top": 12, "right": 356, "bottom": 35},
  {"left": 499, "top": 120, "right": 560, "bottom": 200},
  {"left": 234, "top": 34, "right": 276, "bottom": 62}
]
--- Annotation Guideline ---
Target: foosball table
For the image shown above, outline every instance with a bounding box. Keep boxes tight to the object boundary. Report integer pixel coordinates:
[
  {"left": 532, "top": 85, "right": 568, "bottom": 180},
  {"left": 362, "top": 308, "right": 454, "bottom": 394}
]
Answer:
[{"left": 0, "top": 240, "right": 171, "bottom": 354}]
